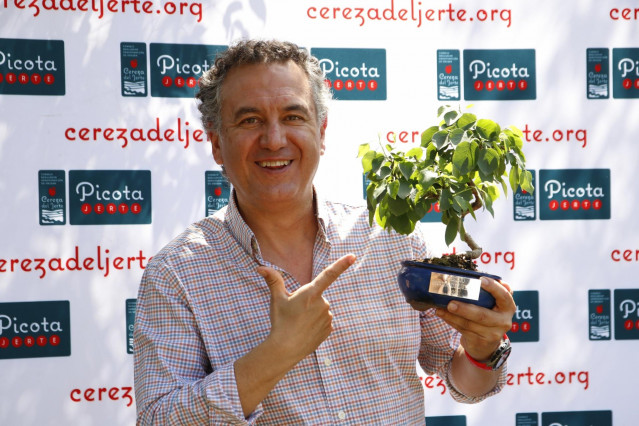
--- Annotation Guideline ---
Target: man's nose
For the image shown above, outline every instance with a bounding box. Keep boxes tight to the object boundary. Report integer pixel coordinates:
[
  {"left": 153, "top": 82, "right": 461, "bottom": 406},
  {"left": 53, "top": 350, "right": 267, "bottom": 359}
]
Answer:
[{"left": 260, "top": 121, "right": 287, "bottom": 150}]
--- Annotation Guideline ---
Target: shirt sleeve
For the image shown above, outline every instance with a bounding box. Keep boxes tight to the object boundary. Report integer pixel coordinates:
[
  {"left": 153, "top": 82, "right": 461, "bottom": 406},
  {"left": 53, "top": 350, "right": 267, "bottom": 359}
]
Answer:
[
  {"left": 409, "top": 223, "right": 506, "bottom": 403},
  {"left": 133, "top": 259, "right": 264, "bottom": 425}
]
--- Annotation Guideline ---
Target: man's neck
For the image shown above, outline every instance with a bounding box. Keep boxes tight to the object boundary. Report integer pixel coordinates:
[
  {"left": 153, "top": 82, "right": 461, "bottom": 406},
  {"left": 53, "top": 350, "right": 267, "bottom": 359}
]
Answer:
[{"left": 236, "top": 193, "right": 319, "bottom": 283}]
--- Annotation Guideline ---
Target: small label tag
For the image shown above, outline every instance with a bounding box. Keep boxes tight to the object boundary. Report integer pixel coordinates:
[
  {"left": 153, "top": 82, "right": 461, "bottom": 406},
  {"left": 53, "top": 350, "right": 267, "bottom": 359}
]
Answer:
[
  {"left": 429, "top": 272, "right": 480, "bottom": 301},
  {"left": 126, "top": 299, "right": 136, "bottom": 354}
]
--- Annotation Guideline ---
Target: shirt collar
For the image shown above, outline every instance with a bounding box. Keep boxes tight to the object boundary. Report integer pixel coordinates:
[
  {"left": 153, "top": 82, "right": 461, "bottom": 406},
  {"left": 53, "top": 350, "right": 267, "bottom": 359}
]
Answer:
[{"left": 224, "top": 188, "right": 330, "bottom": 262}]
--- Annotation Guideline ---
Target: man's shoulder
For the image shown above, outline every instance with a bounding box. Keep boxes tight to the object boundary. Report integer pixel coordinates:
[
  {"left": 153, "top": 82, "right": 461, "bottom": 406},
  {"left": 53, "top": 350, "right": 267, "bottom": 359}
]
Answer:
[{"left": 149, "top": 213, "right": 228, "bottom": 267}]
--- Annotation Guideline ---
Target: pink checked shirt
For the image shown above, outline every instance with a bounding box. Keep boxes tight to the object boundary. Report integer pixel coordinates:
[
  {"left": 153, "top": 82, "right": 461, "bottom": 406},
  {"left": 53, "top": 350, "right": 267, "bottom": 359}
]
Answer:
[{"left": 133, "top": 192, "right": 505, "bottom": 425}]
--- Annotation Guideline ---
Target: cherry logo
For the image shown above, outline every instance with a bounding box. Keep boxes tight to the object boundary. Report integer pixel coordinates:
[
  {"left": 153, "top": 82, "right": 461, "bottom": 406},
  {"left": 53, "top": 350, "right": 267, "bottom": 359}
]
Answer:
[
  {"left": 596, "top": 305, "right": 603, "bottom": 314},
  {"left": 48, "top": 187, "right": 56, "bottom": 197},
  {"left": 445, "top": 64, "right": 453, "bottom": 74},
  {"left": 130, "top": 59, "right": 138, "bottom": 69},
  {"left": 214, "top": 187, "right": 222, "bottom": 197},
  {"left": 594, "top": 63, "right": 602, "bottom": 73}
]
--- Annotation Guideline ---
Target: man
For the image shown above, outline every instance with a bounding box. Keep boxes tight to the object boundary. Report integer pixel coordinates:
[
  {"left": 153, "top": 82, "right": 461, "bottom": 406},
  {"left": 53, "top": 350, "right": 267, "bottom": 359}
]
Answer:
[{"left": 133, "top": 39, "right": 515, "bottom": 425}]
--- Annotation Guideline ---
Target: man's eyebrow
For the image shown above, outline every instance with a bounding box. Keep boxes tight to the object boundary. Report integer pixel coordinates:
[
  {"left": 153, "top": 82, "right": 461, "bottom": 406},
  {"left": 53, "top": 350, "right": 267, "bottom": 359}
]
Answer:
[
  {"left": 232, "top": 106, "right": 260, "bottom": 121},
  {"left": 232, "top": 104, "right": 312, "bottom": 120},
  {"left": 283, "top": 103, "right": 312, "bottom": 115}
]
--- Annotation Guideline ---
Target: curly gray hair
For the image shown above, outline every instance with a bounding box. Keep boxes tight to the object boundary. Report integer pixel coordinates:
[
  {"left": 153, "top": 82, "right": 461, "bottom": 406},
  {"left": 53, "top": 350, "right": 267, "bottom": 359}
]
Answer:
[{"left": 196, "top": 39, "right": 332, "bottom": 134}]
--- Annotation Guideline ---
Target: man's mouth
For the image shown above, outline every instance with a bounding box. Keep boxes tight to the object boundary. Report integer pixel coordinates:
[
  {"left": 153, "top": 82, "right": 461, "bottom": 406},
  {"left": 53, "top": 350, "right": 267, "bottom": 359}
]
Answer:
[{"left": 257, "top": 160, "right": 292, "bottom": 169}]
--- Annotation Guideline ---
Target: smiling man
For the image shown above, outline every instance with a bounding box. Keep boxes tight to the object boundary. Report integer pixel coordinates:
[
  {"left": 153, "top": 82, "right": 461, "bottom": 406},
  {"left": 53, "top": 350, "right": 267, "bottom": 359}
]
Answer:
[{"left": 133, "top": 39, "right": 515, "bottom": 425}]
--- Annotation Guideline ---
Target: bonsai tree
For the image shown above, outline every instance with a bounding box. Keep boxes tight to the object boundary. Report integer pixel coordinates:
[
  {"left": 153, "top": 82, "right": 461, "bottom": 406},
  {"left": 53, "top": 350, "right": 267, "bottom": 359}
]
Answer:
[{"left": 358, "top": 105, "right": 534, "bottom": 271}]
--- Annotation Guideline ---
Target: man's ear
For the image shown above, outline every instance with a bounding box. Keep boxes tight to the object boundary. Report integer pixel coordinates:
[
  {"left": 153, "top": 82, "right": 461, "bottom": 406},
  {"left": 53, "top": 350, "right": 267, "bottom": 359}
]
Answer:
[
  {"left": 319, "top": 117, "right": 327, "bottom": 154},
  {"left": 209, "top": 131, "right": 224, "bottom": 165}
]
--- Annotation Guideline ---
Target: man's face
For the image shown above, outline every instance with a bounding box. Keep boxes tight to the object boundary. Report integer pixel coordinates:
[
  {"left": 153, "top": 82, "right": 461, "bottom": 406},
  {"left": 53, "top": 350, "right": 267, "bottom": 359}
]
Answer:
[{"left": 209, "top": 61, "right": 326, "bottom": 212}]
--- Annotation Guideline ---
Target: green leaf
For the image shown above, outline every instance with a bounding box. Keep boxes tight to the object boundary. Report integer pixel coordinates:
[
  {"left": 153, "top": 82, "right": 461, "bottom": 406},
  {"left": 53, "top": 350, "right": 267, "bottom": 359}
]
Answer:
[
  {"left": 452, "top": 140, "right": 478, "bottom": 175},
  {"left": 457, "top": 113, "right": 477, "bottom": 130},
  {"left": 398, "top": 180, "right": 412, "bottom": 199},
  {"left": 388, "top": 214, "right": 415, "bottom": 235},
  {"left": 485, "top": 183, "right": 500, "bottom": 202},
  {"left": 432, "top": 131, "right": 449, "bottom": 149},
  {"left": 419, "top": 170, "right": 438, "bottom": 190},
  {"left": 378, "top": 165, "right": 391, "bottom": 180},
  {"left": 509, "top": 166, "right": 520, "bottom": 193},
  {"left": 398, "top": 161, "right": 414, "bottom": 180},
  {"left": 450, "top": 128, "right": 466, "bottom": 145},
  {"left": 387, "top": 195, "right": 410, "bottom": 216},
  {"left": 388, "top": 180, "right": 400, "bottom": 199},
  {"left": 406, "top": 147, "right": 423, "bottom": 160},
  {"left": 476, "top": 119, "right": 500, "bottom": 140},
  {"left": 440, "top": 187, "right": 452, "bottom": 211},
  {"left": 521, "top": 170, "right": 535, "bottom": 193},
  {"left": 371, "top": 154, "right": 385, "bottom": 173},
  {"left": 373, "top": 182, "right": 387, "bottom": 200},
  {"left": 444, "top": 110, "right": 460, "bottom": 126},
  {"left": 357, "top": 143, "right": 370, "bottom": 158},
  {"left": 445, "top": 214, "right": 459, "bottom": 246},
  {"left": 478, "top": 148, "right": 500, "bottom": 175},
  {"left": 421, "top": 126, "right": 439, "bottom": 146},
  {"left": 361, "top": 150, "right": 377, "bottom": 173}
]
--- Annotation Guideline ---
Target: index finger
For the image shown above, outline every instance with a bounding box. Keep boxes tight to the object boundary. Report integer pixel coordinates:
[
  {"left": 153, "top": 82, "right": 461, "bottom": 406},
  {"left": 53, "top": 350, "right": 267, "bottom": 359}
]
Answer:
[{"left": 310, "top": 254, "right": 356, "bottom": 295}]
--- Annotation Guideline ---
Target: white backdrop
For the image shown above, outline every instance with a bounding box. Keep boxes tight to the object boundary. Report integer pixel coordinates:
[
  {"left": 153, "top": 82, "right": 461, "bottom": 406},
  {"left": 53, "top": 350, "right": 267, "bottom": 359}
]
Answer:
[{"left": 1, "top": 1, "right": 638, "bottom": 425}]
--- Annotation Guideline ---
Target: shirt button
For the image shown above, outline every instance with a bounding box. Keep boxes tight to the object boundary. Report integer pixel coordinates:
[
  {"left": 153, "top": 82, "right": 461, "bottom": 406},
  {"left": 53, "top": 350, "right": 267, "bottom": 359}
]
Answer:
[
  {"left": 323, "top": 357, "right": 332, "bottom": 366},
  {"left": 337, "top": 411, "right": 346, "bottom": 420}
]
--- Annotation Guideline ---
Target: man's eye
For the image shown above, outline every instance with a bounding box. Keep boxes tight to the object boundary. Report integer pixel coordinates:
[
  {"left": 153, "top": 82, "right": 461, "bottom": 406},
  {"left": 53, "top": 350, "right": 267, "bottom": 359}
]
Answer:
[
  {"left": 241, "top": 117, "right": 259, "bottom": 125},
  {"left": 285, "top": 115, "right": 303, "bottom": 121}
]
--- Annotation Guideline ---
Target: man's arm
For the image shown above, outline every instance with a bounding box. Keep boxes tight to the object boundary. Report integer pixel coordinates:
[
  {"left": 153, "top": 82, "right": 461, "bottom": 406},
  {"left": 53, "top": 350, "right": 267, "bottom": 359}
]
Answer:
[
  {"left": 234, "top": 254, "right": 355, "bottom": 416},
  {"left": 134, "top": 254, "right": 355, "bottom": 423},
  {"left": 435, "top": 277, "right": 515, "bottom": 397}
]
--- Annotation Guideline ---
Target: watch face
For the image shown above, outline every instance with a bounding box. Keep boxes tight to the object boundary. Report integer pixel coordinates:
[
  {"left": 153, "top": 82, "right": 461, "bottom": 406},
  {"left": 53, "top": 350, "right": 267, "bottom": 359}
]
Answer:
[{"left": 489, "top": 340, "right": 512, "bottom": 370}]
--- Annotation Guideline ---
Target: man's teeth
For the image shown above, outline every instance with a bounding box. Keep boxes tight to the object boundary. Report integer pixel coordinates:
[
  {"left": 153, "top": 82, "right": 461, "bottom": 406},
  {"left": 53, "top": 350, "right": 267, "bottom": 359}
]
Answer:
[{"left": 258, "top": 160, "right": 291, "bottom": 168}]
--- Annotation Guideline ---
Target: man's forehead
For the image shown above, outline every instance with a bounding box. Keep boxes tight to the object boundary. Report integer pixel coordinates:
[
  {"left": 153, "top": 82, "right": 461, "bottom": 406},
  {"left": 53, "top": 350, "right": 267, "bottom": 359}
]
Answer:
[{"left": 220, "top": 61, "right": 315, "bottom": 113}]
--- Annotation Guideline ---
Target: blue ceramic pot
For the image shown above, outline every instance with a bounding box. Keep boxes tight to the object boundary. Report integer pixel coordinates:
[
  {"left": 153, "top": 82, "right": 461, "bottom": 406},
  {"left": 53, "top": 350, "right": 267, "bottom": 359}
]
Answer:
[{"left": 397, "top": 260, "right": 499, "bottom": 309}]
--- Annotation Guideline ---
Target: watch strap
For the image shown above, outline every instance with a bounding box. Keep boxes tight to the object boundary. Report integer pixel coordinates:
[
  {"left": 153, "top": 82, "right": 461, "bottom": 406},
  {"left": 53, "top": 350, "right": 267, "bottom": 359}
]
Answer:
[{"left": 464, "top": 334, "right": 511, "bottom": 371}]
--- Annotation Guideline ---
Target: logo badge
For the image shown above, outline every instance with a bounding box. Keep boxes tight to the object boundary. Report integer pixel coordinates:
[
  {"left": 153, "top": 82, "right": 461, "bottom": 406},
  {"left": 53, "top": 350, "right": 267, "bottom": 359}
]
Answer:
[
  {"left": 424, "top": 416, "right": 466, "bottom": 426},
  {"left": 150, "top": 43, "right": 226, "bottom": 98},
  {"left": 515, "top": 413, "right": 538, "bottom": 426},
  {"left": 589, "top": 289, "right": 611, "bottom": 340},
  {"left": 541, "top": 410, "right": 612, "bottom": 426},
  {"left": 437, "top": 50, "right": 461, "bottom": 101},
  {"left": 0, "top": 301, "right": 71, "bottom": 359},
  {"left": 539, "top": 169, "right": 610, "bottom": 220},
  {"left": 121, "top": 42, "right": 148, "bottom": 97},
  {"left": 514, "top": 169, "right": 536, "bottom": 221},
  {"left": 612, "top": 47, "right": 639, "bottom": 99},
  {"left": 0, "top": 38, "right": 65, "bottom": 96},
  {"left": 312, "top": 47, "right": 387, "bottom": 100},
  {"left": 68, "top": 170, "right": 152, "bottom": 225},
  {"left": 463, "top": 49, "right": 536, "bottom": 101},
  {"left": 614, "top": 289, "right": 639, "bottom": 340},
  {"left": 39, "top": 170, "right": 66, "bottom": 225},
  {"left": 508, "top": 291, "right": 539, "bottom": 342},
  {"left": 586, "top": 48, "right": 609, "bottom": 99},
  {"left": 205, "top": 171, "right": 231, "bottom": 217},
  {"left": 126, "top": 299, "right": 136, "bottom": 354}
]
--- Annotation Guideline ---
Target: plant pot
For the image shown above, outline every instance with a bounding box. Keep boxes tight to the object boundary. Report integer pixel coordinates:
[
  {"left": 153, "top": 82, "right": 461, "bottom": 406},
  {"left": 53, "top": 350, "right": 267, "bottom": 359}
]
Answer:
[{"left": 397, "top": 260, "right": 499, "bottom": 309}]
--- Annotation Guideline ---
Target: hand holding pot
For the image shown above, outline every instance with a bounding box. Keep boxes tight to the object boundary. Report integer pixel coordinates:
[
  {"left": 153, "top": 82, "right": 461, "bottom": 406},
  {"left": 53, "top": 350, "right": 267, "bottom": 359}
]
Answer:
[{"left": 435, "top": 276, "right": 515, "bottom": 362}]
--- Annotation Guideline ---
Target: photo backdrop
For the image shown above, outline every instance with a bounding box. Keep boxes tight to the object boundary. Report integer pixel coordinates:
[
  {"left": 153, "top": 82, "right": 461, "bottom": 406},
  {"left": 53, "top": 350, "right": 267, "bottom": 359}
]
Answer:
[{"left": 1, "top": 1, "right": 638, "bottom": 425}]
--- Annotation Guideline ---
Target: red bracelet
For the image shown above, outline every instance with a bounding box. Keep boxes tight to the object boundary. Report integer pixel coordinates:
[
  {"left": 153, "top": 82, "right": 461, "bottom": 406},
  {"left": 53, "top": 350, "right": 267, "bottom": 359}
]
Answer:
[{"left": 464, "top": 334, "right": 510, "bottom": 371}]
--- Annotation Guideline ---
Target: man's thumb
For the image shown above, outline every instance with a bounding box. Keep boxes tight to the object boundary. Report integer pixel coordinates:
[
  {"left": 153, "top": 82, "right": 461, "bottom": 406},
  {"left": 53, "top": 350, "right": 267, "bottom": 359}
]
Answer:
[{"left": 257, "top": 266, "right": 287, "bottom": 299}]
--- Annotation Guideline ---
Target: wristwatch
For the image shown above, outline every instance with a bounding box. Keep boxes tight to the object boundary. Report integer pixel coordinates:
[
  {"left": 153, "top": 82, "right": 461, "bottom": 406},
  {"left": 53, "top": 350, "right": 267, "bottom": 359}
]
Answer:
[{"left": 464, "top": 334, "right": 511, "bottom": 371}]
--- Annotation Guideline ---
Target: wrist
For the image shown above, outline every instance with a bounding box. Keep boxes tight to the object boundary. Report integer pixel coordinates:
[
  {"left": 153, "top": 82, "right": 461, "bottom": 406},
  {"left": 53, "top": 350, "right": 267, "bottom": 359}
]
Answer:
[{"left": 464, "top": 334, "right": 511, "bottom": 371}]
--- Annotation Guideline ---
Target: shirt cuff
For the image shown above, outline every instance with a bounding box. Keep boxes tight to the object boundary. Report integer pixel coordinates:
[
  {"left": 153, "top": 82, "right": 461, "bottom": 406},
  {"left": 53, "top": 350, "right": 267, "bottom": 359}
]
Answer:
[
  {"left": 443, "top": 348, "right": 508, "bottom": 404},
  {"left": 205, "top": 362, "right": 265, "bottom": 424}
]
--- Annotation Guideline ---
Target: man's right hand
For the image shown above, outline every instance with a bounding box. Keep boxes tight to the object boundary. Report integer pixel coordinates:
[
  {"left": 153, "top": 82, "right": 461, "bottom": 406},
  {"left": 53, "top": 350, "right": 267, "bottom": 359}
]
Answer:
[{"left": 257, "top": 253, "right": 356, "bottom": 363}]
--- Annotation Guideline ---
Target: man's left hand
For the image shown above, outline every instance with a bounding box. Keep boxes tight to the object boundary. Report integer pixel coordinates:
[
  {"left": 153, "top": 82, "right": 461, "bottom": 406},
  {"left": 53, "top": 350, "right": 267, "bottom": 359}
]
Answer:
[{"left": 435, "top": 277, "right": 515, "bottom": 362}]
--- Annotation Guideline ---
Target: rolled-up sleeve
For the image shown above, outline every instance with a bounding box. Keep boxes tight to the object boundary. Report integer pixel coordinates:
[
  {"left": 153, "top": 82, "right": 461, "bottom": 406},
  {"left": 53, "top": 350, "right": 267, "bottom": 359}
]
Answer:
[{"left": 133, "top": 260, "right": 263, "bottom": 425}]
